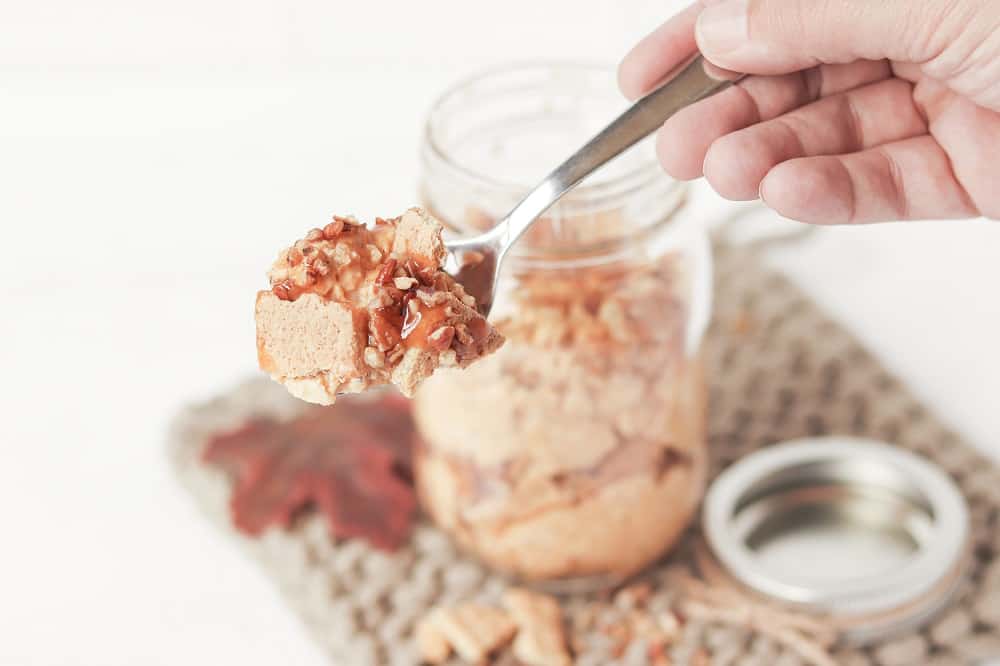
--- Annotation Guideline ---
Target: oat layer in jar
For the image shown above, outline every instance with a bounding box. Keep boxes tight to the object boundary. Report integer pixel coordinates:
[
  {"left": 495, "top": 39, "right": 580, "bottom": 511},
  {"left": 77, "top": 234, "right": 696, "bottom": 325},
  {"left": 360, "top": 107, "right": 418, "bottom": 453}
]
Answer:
[{"left": 414, "top": 65, "right": 712, "bottom": 585}]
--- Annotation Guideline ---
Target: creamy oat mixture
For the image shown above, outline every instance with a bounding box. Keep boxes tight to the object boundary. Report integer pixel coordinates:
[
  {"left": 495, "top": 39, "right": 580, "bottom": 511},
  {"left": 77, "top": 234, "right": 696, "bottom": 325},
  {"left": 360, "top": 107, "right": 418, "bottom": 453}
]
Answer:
[
  {"left": 255, "top": 208, "right": 504, "bottom": 404},
  {"left": 414, "top": 254, "right": 707, "bottom": 581}
]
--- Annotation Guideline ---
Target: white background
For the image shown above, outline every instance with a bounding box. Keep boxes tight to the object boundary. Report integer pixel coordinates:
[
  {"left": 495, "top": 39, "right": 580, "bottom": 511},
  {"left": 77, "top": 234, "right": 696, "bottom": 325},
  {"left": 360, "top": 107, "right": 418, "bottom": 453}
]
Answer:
[{"left": 2, "top": 1, "right": 998, "bottom": 664}]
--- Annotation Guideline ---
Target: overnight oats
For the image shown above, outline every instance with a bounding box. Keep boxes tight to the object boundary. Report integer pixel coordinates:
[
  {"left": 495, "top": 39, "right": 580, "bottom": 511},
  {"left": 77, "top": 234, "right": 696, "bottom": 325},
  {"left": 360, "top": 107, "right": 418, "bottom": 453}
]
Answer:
[
  {"left": 255, "top": 208, "right": 504, "bottom": 404},
  {"left": 414, "top": 65, "right": 712, "bottom": 584}
]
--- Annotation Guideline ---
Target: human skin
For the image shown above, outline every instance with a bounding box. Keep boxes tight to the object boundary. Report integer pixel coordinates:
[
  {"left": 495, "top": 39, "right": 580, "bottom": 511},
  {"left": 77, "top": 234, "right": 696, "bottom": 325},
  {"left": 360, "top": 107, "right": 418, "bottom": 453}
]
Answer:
[{"left": 618, "top": 0, "right": 1000, "bottom": 223}]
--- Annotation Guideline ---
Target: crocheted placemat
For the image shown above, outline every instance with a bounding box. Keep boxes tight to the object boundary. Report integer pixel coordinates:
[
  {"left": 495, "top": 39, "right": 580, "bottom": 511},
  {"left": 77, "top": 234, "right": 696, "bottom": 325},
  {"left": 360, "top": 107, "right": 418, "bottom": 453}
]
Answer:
[{"left": 169, "top": 240, "right": 1000, "bottom": 666}]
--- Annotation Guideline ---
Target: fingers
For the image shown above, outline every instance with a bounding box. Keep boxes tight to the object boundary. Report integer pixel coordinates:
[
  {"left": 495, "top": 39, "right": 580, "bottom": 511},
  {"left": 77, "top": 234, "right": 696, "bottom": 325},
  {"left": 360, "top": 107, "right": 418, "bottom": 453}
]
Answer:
[
  {"left": 618, "top": 0, "right": 996, "bottom": 225},
  {"left": 656, "top": 59, "right": 890, "bottom": 180},
  {"left": 702, "top": 78, "right": 927, "bottom": 200},
  {"left": 759, "top": 136, "right": 980, "bottom": 224},
  {"left": 618, "top": 3, "right": 702, "bottom": 100},
  {"left": 695, "top": 0, "right": 960, "bottom": 75},
  {"left": 914, "top": 79, "right": 1000, "bottom": 219}
]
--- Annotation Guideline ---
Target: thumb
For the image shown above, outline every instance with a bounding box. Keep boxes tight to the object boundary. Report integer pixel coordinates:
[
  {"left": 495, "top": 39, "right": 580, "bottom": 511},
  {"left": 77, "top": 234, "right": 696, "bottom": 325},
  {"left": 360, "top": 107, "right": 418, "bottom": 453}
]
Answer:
[{"left": 695, "top": 0, "right": 965, "bottom": 74}]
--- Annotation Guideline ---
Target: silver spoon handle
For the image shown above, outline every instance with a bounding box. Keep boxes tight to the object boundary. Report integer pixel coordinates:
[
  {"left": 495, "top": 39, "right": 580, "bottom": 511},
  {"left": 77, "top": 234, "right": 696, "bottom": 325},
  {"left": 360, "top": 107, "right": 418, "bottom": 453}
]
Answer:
[{"left": 498, "top": 55, "right": 744, "bottom": 250}]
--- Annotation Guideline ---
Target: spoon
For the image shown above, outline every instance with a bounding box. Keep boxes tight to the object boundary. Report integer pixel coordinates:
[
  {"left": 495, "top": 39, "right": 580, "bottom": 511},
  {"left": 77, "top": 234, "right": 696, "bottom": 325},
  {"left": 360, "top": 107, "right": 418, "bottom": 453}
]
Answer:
[{"left": 443, "top": 55, "right": 744, "bottom": 317}]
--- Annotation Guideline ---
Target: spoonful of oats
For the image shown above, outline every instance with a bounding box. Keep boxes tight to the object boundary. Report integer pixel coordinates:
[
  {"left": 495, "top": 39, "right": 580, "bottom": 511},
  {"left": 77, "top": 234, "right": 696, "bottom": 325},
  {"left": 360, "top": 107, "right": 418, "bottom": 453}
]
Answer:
[{"left": 256, "top": 208, "right": 504, "bottom": 405}]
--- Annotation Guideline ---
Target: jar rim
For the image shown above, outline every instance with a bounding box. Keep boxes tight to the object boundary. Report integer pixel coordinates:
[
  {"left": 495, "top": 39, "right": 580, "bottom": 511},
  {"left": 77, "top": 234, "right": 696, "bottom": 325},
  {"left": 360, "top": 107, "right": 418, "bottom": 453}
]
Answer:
[{"left": 422, "top": 61, "right": 668, "bottom": 205}]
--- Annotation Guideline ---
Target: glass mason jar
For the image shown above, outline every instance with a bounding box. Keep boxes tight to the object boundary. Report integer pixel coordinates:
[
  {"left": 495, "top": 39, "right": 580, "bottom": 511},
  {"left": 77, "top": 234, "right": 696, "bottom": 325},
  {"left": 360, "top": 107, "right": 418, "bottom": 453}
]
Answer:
[{"left": 414, "top": 64, "right": 712, "bottom": 586}]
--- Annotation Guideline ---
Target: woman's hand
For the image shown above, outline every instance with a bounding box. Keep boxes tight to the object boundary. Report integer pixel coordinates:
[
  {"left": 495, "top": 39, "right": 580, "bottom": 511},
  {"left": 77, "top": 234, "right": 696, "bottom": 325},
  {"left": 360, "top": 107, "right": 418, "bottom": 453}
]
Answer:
[{"left": 619, "top": 0, "right": 1000, "bottom": 223}]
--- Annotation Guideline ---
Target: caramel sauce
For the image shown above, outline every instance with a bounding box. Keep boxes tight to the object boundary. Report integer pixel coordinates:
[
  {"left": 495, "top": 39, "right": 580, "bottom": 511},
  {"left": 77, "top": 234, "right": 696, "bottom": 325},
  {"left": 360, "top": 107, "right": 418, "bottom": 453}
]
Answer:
[
  {"left": 373, "top": 293, "right": 449, "bottom": 352},
  {"left": 373, "top": 254, "right": 453, "bottom": 352},
  {"left": 402, "top": 303, "right": 449, "bottom": 349}
]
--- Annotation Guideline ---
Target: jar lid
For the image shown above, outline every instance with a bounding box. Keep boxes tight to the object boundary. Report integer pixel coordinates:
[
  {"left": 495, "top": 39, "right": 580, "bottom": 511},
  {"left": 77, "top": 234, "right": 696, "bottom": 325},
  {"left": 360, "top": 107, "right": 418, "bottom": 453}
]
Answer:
[{"left": 700, "top": 437, "right": 970, "bottom": 645}]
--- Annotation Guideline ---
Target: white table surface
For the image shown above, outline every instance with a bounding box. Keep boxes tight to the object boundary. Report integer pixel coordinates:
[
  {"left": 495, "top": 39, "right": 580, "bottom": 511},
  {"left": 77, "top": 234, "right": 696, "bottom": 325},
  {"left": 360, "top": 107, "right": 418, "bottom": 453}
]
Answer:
[{"left": 2, "top": 1, "right": 998, "bottom": 664}]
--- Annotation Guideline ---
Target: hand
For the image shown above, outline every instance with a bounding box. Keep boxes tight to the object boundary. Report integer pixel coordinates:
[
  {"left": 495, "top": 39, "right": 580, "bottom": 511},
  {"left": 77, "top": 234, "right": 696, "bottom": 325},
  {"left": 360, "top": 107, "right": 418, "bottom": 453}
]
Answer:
[{"left": 619, "top": 0, "right": 1000, "bottom": 223}]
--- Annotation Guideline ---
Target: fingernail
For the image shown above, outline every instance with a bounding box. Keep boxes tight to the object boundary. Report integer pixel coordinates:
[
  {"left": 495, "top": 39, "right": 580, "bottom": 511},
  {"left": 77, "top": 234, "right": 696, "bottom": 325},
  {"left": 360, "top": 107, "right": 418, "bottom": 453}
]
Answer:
[
  {"left": 696, "top": 0, "right": 749, "bottom": 55},
  {"left": 758, "top": 175, "right": 769, "bottom": 205}
]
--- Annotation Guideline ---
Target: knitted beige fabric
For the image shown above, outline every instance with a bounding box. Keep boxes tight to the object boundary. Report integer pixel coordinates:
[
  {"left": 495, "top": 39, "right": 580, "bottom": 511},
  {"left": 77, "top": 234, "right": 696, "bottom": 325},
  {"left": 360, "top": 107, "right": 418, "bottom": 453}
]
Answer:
[{"left": 169, "top": 241, "right": 1000, "bottom": 666}]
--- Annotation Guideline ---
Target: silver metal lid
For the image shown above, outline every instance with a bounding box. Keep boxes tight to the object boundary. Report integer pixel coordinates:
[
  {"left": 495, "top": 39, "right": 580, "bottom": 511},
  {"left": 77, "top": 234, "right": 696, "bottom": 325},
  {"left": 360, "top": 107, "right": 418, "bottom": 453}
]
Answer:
[{"left": 701, "top": 437, "right": 970, "bottom": 645}]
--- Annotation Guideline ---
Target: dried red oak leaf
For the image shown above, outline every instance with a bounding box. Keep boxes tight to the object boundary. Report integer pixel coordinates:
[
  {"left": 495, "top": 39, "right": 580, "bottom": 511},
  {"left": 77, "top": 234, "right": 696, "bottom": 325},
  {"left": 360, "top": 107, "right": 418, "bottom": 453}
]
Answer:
[{"left": 202, "top": 393, "right": 416, "bottom": 551}]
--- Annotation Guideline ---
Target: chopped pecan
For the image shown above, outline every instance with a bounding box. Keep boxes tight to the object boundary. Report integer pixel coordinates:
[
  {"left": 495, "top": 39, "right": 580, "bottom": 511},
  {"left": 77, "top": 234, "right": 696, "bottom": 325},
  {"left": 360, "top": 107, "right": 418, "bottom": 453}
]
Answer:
[
  {"left": 286, "top": 247, "right": 303, "bottom": 266},
  {"left": 370, "top": 310, "right": 401, "bottom": 351},
  {"left": 657, "top": 611, "right": 681, "bottom": 640},
  {"left": 454, "top": 324, "right": 474, "bottom": 346},
  {"left": 387, "top": 344, "right": 406, "bottom": 365},
  {"left": 404, "top": 259, "right": 436, "bottom": 286},
  {"left": 375, "top": 288, "right": 398, "bottom": 308},
  {"left": 394, "top": 276, "right": 418, "bottom": 290},
  {"left": 427, "top": 325, "right": 455, "bottom": 352},
  {"left": 614, "top": 583, "right": 652, "bottom": 610},
  {"left": 415, "top": 287, "right": 450, "bottom": 307},
  {"left": 305, "top": 228, "right": 324, "bottom": 242},
  {"left": 376, "top": 259, "right": 398, "bottom": 286},
  {"left": 377, "top": 286, "right": 404, "bottom": 308},
  {"left": 293, "top": 270, "right": 316, "bottom": 288},
  {"left": 323, "top": 219, "right": 344, "bottom": 239},
  {"left": 314, "top": 258, "right": 332, "bottom": 277},
  {"left": 273, "top": 280, "right": 295, "bottom": 301}
]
